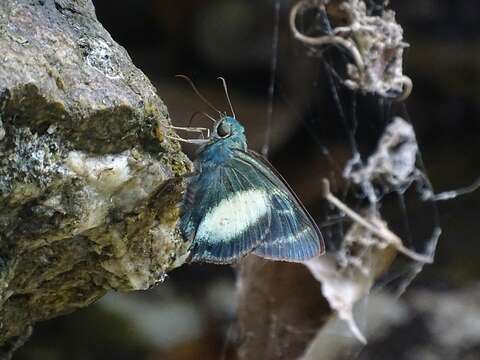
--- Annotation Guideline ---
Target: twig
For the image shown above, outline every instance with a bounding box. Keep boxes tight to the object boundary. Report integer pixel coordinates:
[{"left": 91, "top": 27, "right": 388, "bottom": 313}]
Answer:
[
  {"left": 428, "top": 176, "right": 480, "bottom": 201},
  {"left": 394, "top": 76, "right": 413, "bottom": 103},
  {"left": 321, "top": 179, "right": 433, "bottom": 263}
]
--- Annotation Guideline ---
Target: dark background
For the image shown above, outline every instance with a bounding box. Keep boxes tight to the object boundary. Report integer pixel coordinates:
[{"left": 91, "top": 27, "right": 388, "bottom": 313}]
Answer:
[{"left": 17, "top": 1, "right": 480, "bottom": 359}]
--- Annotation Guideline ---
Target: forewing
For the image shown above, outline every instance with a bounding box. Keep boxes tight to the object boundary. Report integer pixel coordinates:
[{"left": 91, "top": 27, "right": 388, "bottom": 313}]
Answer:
[
  {"left": 182, "top": 165, "right": 271, "bottom": 264},
  {"left": 233, "top": 150, "right": 325, "bottom": 261}
]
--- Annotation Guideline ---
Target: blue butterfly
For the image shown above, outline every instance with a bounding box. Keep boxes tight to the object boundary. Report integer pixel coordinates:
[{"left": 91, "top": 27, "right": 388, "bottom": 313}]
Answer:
[
  {"left": 168, "top": 76, "right": 324, "bottom": 264},
  {"left": 178, "top": 113, "right": 325, "bottom": 264}
]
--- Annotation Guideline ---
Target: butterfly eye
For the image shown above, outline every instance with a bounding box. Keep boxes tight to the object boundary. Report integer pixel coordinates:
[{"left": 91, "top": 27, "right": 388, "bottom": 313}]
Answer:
[{"left": 216, "top": 121, "right": 231, "bottom": 138}]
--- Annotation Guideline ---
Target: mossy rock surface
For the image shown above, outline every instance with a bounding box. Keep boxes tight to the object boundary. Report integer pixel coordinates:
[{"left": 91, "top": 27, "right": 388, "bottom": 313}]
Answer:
[{"left": 0, "top": 0, "right": 191, "bottom": 355}]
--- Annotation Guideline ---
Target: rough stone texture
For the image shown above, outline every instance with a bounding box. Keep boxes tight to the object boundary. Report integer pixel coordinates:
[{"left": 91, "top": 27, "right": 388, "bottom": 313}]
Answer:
[{"left": 0, "top": 0, "right": 191, "bottom": 355}]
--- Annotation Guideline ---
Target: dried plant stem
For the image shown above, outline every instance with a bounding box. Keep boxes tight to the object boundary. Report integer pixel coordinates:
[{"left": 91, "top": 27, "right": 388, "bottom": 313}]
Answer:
[
  {"left": 321, "top": 179, "right": 433, "bottom": 263},
  {"left": 395, "top": 76, "right": 413, "bottom": 102},
  {"left": 289, "top": 0, "right": 365, "bottom": 73},
  {"left": 289, "top": 0, "right": 412, "bottom": 101}
]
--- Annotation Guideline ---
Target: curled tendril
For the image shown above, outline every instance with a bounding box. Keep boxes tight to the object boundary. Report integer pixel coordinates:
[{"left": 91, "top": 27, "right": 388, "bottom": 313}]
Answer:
[
  {"left": 289, "top": 0, "right": 412, "bottom": 102},
  {"left": 393, "top": 75, "right": 412, "bottom": 102},
  {"left": 290, "top": 1, "right": 365, "bottom": 73}
]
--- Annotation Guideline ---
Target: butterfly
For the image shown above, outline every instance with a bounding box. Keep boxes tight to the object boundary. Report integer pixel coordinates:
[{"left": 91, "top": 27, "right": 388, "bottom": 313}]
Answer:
[
  {"left": 177, "top": 116, "right": 325, "bottom": 264},
  {"left": 168, "top": 76, "right": 325, "bottom": 264}
]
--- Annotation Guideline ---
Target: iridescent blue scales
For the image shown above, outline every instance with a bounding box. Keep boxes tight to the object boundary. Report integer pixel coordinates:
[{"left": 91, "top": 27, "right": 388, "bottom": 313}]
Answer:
[{"left": 180, "top": 116, "right": 325, "bottom": 263}]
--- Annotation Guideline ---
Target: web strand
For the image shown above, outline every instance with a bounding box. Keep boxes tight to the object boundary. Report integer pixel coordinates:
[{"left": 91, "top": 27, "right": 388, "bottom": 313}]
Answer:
[{"left": 262, "top": 0, "right": 281, "bottom": 157}]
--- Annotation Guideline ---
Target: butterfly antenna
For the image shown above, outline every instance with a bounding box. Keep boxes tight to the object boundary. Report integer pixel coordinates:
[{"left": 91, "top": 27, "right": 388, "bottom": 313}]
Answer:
[
  {"left": 202, "top": 112, "right": 218, "bottom": 124},
  {"left": 188, "top": 111, "right": 217, "bottom": 128},
  {"left": 217, "top": 77, "right": 236, "bottom": 119},
  {"left": 176, "top": 75, "right": 222, "bottom": 116}
]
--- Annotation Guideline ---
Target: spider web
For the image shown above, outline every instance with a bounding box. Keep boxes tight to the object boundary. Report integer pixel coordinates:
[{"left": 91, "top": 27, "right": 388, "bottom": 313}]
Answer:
[
  {"left": 289, "top": 0, "right": 440, "bottom": 285},
  {"left": 243, "top": 0, "right": 443, "bottom": 358}
]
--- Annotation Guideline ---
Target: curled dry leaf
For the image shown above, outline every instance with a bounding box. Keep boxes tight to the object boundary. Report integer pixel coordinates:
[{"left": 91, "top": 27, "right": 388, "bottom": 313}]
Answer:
[{"left": 304, "top": 211, "right": 398, "bottom": 344}]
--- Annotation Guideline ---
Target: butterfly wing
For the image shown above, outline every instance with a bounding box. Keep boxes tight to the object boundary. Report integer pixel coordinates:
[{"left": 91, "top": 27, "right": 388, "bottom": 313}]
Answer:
[
  {"left": 181, "top": 150, "right": 324, "bottom": 263},
  {"left": 234, "top": 150, "right": 325, "bottom": 261},
  {"left": 181, "top": 164, "right": 272, "bottom": 263}
]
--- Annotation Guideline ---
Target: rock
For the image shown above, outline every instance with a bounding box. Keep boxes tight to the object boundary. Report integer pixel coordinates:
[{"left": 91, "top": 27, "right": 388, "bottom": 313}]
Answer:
[{"left": 0, "top": 0, "right": 191, "bottom": 355}]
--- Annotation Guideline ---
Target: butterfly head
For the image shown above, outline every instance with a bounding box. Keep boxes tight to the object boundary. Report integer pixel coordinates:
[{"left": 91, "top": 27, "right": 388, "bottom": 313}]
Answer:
[
  {"left": 214, "top": 116, "right": 244, "bottom": 139},
  {"left": 194, "top": 116, "right": 247, "bottom": 165},
  {"left": 206, "top": 116, "right": 247, "bottom": 150}
]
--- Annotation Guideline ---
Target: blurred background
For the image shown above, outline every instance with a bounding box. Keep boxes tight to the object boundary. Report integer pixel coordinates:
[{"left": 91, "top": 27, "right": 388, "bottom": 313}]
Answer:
[{"left": 16, "top": 0, "right": 480, "bottom": 359}]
